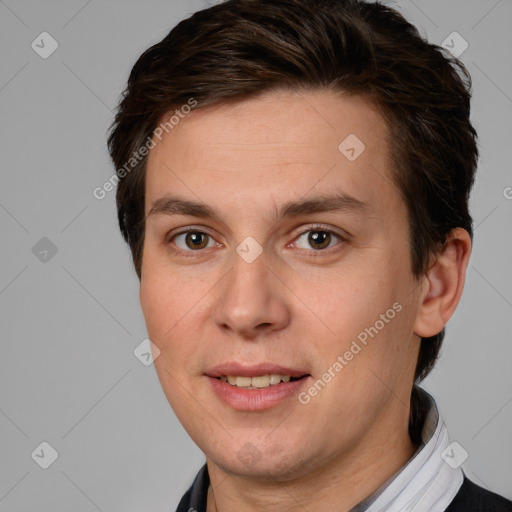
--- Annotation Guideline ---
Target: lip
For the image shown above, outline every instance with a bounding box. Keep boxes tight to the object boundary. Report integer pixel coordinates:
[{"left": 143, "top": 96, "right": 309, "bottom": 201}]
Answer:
[
  {"left": 207, "top": 376, "right": 310, "bottom": 410},
  {"left": 206, "top": 362, "right": 311, "bottom": 411},
  {"left": 206, "top": 362, "right": 309, "bottom": 379}
]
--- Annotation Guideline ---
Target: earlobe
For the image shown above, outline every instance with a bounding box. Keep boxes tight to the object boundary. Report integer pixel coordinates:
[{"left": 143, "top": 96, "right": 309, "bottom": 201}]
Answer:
[{"left": 413, "top": 228, "right": 472, "bottom": 338}]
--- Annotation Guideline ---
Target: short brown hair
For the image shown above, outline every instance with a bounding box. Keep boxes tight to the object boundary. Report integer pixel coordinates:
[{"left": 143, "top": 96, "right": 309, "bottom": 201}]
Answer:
[{"left": 107, "top": 0, "right": 478, "bottom": 383}]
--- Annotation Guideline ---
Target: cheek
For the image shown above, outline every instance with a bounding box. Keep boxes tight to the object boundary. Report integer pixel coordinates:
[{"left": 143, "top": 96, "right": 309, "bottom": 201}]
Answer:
[
  {"left": 302, "top": 257, "right": 415, "bottom": 364},
  {"left": 305, "top": 264, "right": 391, "bottom": 328},
  {"left": 140, "top": 272, "right": 183, "bottom": 353},
  {"left": 139, "top": 268, "right": 211, "bottom": 373},
  {"left": 140, "top": 248, "right": 194, "bottom": 330},
  {"left": 140, "top": 273, "right": 169, "bottom": 335}
]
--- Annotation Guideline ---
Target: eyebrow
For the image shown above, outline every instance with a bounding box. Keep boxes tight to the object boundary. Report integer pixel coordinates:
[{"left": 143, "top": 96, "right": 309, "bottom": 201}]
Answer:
[{"left": 147, "top": 193, "right": 371, "bottom": 222}]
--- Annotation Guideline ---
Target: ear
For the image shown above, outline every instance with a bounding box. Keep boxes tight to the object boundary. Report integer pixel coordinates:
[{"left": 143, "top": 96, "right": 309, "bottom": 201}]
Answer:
[{"left": 414, "top": 228, "right": 472, "bottom": 338}]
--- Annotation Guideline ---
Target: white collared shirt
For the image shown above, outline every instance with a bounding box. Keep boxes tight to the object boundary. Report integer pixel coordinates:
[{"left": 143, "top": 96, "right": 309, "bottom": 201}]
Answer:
[{"left": 351, "top": 387, "right": 464, "bottom": 512}]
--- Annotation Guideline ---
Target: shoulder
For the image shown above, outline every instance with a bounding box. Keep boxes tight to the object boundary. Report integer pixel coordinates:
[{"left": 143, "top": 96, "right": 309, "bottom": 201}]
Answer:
[
  {"left": 175, "top": 464, "right": 209, "bottom": 512},
  {"left": 445, "top": 476, "right": 512, "bottom": 511}
]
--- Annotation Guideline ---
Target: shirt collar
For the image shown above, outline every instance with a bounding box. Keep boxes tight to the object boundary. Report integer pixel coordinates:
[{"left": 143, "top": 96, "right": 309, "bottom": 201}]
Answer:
[
  {"left": 177, "top": 386, "right": 463, "bottom": 512},
  {"left": 350, "top": 386, "right": 464, "bottom": 511}
]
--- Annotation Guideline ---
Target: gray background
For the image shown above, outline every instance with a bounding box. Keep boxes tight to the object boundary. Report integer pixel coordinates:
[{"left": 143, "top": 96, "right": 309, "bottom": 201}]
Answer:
[{"left": 0, "top": 0, "right": 510, "bottom": 509}]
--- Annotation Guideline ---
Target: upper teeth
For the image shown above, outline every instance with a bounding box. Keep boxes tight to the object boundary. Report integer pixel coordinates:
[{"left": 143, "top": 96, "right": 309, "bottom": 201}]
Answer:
[{"left": 220, "top": 374, "right": 291, "bottom": 388}]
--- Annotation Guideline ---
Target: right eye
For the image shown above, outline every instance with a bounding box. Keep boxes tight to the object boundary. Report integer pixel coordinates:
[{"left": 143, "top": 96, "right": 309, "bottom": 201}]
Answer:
[{"left": 170, "top": 230, "right": 218, "bottom": 251}]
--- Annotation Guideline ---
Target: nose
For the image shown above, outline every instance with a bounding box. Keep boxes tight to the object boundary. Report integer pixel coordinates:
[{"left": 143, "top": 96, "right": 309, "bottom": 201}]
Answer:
[{"left": 212, "top": 246, "right": 290, "bottom": 340}]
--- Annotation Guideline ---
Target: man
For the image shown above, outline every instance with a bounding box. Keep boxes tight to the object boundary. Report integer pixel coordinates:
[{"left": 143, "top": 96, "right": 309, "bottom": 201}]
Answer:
[{"left": 107, "top": 0, "right": 512, "bottom": 510}]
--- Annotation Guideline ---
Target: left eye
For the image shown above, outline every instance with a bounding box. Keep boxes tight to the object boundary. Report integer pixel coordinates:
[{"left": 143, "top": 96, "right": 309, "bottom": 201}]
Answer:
[{"left": 293, "top": 229, "right": 342, "bottom": 250}]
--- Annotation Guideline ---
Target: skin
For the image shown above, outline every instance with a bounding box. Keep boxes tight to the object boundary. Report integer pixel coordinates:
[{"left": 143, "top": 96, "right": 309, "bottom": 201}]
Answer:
[{"left": 140, "top": 90, "right": 471, "bottom": 511}]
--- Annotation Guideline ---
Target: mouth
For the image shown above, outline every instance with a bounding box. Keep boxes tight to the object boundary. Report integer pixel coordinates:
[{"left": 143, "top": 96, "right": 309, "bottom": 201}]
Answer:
[
  {"left": 216, "top": 374, "right": 308, "bottom": 389},
  {"left": 206, "top": 363, "right": 311, "bottom": 410}
]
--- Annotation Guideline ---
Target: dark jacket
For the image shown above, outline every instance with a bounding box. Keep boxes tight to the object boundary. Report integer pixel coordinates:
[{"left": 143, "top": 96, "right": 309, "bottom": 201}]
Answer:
[
  {"left": 444, "top": 477, "right": 512, "bottom": 511},
  {"left": 175, "top": 466, "right": 512, "bottom": 511}
]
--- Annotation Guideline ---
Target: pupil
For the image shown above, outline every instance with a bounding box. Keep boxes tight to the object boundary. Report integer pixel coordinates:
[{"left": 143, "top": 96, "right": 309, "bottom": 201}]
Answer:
[{"left": 309, "top": 231, "right": 330, "bottom": 249}]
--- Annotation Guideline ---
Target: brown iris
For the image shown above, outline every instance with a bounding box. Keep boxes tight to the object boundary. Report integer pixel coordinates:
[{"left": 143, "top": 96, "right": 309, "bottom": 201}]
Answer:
[
  {"left": 308, "top": 231, "right": 331, "bottom": 250},
  {"left": 186, "top": 232, "right": 209, "bottom": 250}
]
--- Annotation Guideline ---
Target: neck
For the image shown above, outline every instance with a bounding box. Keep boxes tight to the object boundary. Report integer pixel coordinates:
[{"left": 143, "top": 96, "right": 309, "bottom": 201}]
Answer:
[{"left": 206, "top": 415, "right": 417, "bottom": 512}]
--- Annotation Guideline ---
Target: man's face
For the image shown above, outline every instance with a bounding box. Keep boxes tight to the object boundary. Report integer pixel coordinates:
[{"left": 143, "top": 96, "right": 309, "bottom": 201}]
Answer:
[{"left": 141, "top": 90, "right": 422, "bottom": 480}]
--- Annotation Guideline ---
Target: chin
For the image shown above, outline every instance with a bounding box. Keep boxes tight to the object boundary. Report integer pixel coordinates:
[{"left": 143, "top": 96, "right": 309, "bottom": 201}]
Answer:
[{"left": 206, "top": 436, "right": 318, "bottom": 482}]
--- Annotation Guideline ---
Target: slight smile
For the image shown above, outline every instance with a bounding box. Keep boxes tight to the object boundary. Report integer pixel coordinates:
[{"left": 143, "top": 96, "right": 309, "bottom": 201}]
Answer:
[{"left": 206, "top": 363, "right": 312, "bottom": 411}]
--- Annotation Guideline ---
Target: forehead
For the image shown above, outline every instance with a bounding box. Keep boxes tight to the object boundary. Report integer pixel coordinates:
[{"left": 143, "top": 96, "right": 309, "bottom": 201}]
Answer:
[{"left": 145, "top": 89, "right": 398, "bottom": 220}]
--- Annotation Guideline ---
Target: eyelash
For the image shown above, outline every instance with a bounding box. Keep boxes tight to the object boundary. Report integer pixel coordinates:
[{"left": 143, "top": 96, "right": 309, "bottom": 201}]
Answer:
[{"left": 167, "top": 224, "right": 346, "bottom": 256}]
